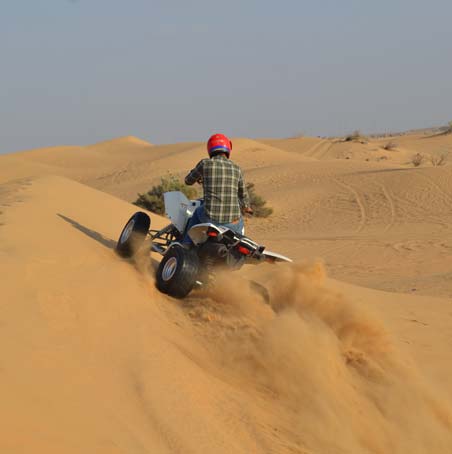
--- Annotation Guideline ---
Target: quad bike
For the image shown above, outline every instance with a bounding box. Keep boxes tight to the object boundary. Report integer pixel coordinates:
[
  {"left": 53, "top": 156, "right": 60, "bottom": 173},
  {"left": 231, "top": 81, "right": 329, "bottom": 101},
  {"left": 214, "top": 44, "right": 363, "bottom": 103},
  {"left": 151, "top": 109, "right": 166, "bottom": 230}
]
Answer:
[{"left": 116, "top": 191, "right": 292, "bottom": 299}]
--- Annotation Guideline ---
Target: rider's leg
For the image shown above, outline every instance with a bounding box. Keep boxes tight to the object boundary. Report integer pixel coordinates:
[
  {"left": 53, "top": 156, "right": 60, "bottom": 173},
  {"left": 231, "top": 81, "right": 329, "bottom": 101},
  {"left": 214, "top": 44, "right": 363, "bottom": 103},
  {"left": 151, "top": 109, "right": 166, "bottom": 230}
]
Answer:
[
  {"left": 183, "top": 210, "right": 244, "bottom": 244},
  {"left": 220, "top": 217, "right": 244, "bottom": 235},
  {"left": 198, "top": 211, "right": 244, "bottom": 236}
]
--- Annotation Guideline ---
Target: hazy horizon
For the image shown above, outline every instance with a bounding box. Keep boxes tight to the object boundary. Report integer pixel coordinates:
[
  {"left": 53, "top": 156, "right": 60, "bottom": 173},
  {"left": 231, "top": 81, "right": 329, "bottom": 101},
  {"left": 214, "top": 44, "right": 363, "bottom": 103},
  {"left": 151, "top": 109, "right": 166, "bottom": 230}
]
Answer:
[{"left": 1, "top": 0, "right": 452, "bottom": 153}]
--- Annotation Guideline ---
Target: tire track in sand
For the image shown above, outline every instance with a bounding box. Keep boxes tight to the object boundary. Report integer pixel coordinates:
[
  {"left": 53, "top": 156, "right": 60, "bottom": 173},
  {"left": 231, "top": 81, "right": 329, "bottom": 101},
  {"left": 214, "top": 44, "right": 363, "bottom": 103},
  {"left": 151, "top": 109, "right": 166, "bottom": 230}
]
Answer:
[
  {"left": 380, "top": 184, "right": 396, "bottom": 232},
  {"left": 305, "top": 140, "right": 328, "bottom": 158},
  {"left": 333, "top": 178, "right": 367, "bottom": 233},
  {"left": 317, "top": 141, "right": 335, "bottom": 160},
  {"left": 416, "top": 171, "right": 452, "bottom": 208}
]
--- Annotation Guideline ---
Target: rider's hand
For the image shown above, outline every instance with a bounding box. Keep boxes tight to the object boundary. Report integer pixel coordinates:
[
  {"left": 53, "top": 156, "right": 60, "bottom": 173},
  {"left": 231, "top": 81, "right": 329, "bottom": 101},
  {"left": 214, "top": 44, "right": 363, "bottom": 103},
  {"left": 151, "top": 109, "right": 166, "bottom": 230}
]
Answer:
[{"left": 243, "top": 206, "right": 254, "bottom": 216}]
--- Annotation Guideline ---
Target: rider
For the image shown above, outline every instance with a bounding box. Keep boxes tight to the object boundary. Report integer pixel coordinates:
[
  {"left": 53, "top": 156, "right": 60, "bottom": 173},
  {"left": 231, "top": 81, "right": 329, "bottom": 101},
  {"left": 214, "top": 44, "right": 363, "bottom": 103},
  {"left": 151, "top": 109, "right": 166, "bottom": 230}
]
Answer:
[{"left": 183, "top": 133, "right": 253, "bottom": 243}]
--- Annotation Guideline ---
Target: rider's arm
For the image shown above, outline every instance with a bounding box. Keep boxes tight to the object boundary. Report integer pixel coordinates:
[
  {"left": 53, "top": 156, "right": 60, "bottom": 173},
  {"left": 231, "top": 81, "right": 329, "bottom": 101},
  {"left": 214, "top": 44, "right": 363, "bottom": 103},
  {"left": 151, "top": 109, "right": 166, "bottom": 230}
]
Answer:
[
  {"left": 238, "top": 170, "right": 251, "bottom": 212},
  {"left": 185, "top": 160, "right": 204, "bottom": 185}
]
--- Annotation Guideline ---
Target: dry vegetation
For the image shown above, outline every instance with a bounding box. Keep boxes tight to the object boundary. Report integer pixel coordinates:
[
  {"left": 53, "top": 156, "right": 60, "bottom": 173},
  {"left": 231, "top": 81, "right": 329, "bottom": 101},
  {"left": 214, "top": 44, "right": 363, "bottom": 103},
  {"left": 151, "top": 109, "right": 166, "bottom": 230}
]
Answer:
[
  {"left": 446, "top": 121, "right": 452, "bottom": 134},
  {"left": 429, "top": 152, "right": 448, "bottom": 167},
  {"left": 344, "top": 130, "right": 368, "bottom": 143},
  {"left": 411, "top": 153, "right": 424, "bottom": 167},
  {"left": 383, "top": 141, "right": 398, "bottom": 151},
  {"left": 410, "top": 152, "right": 448, "bottom": 167}
]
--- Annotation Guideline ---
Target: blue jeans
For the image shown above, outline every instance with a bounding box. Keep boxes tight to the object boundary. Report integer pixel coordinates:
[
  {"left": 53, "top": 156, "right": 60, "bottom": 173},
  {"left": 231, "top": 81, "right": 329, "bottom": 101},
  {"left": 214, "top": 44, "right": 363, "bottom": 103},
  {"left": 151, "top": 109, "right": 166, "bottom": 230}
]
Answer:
[{"left": 182, "top": 206, "right": 244, "bottom": 244}]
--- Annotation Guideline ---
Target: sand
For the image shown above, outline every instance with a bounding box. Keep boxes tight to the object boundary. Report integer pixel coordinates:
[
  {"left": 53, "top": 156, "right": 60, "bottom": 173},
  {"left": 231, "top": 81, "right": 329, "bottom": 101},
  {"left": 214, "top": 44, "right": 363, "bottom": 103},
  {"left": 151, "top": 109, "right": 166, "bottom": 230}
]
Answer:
[{"left": 1, "top": 131, "right": 452, "bottom": 453}]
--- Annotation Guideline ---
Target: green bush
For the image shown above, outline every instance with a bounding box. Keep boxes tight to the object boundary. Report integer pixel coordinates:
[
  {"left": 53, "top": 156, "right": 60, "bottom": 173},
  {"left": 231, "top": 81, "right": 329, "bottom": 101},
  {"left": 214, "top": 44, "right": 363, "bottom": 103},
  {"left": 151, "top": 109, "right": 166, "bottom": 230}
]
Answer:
[
  {"left": 134, "top": 174, "right": 197, "bottom": 215},
  {"left": 134, "top": 175, "right": 272, "bottom": 219},
  {"left": 246, "top": 182, "right": 273, "bottom": 218}
]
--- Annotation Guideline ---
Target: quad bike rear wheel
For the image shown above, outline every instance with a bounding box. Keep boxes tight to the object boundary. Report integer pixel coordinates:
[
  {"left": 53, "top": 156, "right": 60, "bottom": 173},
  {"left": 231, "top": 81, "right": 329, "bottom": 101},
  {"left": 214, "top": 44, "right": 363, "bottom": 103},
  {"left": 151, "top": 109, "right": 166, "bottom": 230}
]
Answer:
[
  {"left": 116, "top": 212, "right": 150, "bottom": 258},
  {"left": 156, "top": 245, "right": 199, "bottom": 298}
]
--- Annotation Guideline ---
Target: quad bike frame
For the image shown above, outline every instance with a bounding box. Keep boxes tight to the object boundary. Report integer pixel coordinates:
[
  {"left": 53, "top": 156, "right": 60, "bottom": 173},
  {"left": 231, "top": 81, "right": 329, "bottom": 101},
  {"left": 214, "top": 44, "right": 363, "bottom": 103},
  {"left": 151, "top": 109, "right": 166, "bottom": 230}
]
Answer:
[{"left": 116, "top": 192, "right": 291, "bottom": 299}]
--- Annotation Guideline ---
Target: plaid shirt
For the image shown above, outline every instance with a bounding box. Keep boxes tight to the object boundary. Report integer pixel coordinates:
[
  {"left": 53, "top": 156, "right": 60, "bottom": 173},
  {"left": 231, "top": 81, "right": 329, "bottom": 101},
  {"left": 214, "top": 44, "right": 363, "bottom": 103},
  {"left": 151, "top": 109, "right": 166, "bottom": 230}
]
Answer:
[{"left": 185, "top": 155, "right": 250, "bottom": 223}]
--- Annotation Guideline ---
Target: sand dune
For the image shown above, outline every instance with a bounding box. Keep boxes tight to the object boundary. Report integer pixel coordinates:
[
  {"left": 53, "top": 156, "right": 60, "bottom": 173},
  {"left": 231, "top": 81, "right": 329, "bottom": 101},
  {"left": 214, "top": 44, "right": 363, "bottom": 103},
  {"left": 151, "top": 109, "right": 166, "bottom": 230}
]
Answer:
[
  {"left": 261, "top": 132, "right": 452, "bottom": 166},
  {"left": 1, "top": 132, "right": 452, "bottom": 453}
]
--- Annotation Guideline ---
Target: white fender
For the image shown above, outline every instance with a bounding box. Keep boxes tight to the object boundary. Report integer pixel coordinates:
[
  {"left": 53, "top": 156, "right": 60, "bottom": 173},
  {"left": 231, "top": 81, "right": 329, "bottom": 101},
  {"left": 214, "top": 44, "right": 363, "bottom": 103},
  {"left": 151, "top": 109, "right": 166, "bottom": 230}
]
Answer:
[{"left": 163, "top": 191, "right": 201, "bottom": 234}]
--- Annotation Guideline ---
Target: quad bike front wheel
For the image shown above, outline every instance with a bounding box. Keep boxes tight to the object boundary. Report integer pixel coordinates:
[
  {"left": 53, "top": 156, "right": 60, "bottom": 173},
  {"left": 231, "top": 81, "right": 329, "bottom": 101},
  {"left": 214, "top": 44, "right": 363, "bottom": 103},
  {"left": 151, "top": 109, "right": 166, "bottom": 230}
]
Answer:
[
  {"left": 116, "top": 212, "right": 150, "bottom": 258},
  {"left": 156, "top": 245, "right": 199, "bottom": 298}
]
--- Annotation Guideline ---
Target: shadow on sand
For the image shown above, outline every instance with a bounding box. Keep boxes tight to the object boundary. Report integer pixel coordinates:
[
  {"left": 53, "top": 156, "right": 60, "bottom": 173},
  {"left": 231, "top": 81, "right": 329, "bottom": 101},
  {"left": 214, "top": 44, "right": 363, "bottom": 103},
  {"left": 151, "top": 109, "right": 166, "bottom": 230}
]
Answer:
[
  {"left": 57, "top": 213, "right": 117, "bottom": 250},
  {"left": 57, "top": 213, "right": 160, "bottom": 270}
]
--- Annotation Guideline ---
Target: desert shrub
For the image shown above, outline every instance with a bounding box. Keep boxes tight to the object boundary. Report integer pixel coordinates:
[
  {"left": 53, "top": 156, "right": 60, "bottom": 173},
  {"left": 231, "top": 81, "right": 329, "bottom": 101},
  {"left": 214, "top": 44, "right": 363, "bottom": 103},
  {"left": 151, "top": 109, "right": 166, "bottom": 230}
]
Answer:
[
  {"left": 446, "top": 121, "right": 452, "bottom": 134},
  {"left": 134, "top": 175, "right": 272, "bottom": 218},
  {"left": 383, "top": 141, "right": 398, "bottom": 151},
  {"left": 344, "top": 130, "right": 360, "bottom": 142},
  {"left": 344, "top": 130, "right": 368, "bottom": 143},
  {"left": 429, "top": 152, "right": 448, "bottom": 167},
  {"left": 134, "top": 174, "right": 197, "bottom": 215},
  {"left": 411, "top": 153, "right": 424, "bottom": 167},
  {"left": 246, "top": 182, "right": 273, "bottom": 218}
]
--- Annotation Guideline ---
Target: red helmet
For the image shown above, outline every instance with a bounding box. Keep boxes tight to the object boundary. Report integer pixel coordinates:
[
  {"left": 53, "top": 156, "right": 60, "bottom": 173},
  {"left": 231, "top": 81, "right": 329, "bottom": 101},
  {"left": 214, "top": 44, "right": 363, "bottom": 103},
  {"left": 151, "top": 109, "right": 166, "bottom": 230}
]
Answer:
[{"left": 207, "top": 133, "right": 232, "bottom": 158}]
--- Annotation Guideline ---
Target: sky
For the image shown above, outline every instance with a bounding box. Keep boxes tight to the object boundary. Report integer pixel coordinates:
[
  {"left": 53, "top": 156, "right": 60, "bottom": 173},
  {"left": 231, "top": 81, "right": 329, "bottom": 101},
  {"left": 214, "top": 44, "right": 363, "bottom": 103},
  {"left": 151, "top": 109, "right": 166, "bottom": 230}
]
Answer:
[{"left": 1, "top": 0, "right": 452, "bottom": 153}]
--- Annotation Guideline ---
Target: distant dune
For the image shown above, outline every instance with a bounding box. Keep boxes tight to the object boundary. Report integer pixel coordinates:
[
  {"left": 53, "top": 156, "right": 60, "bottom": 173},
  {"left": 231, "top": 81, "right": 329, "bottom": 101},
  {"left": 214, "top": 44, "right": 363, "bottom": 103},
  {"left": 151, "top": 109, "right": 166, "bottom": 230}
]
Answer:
[{"left": 1, "top": 131, "right": 452, "bottom": 453}]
